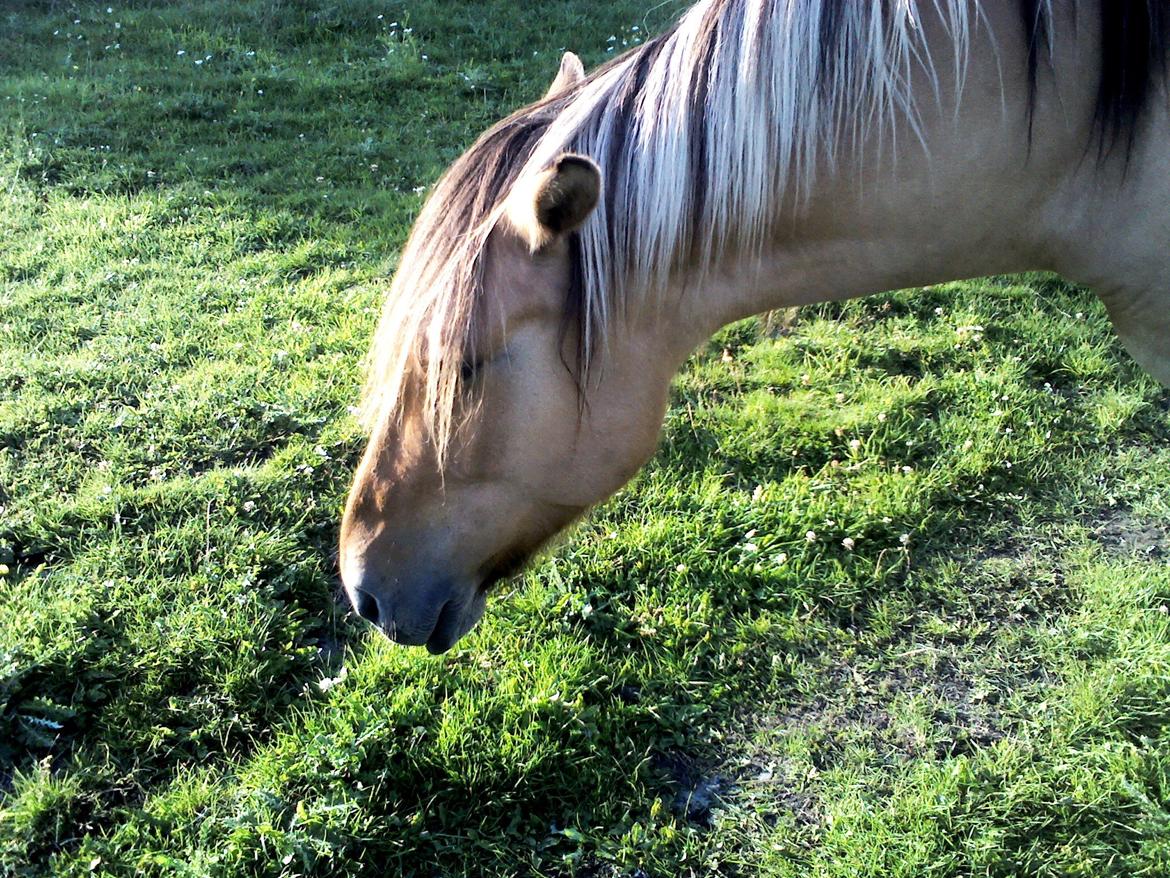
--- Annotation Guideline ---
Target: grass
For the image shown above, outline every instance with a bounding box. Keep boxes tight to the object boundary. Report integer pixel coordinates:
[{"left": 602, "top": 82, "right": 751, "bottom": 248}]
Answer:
[{"left": 1, "top": 1, "right": 1168, "bottom": 876}]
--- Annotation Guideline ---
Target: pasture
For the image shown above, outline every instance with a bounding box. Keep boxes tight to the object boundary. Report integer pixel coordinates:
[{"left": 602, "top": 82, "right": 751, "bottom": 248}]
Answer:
[{"left": 2, "top": 0, "right": 1169, "bottom": 875}]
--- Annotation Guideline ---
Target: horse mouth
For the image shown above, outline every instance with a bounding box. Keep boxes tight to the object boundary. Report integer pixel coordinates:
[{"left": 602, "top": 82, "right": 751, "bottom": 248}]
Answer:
[
  {"left": 413, "top": 547, "right": 540, "bottom": 654},
  {"left": 425, "top": 599, "right": 465, "bottom": 654},
  {"left": 477, "top": 548, "right": 533, "bottom": 593}
]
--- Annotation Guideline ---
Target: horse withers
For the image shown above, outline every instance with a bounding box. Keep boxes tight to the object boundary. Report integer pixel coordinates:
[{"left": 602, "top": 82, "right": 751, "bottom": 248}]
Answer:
[{"left": 341, "top": 0, "right": 1170, "bottom": 653}]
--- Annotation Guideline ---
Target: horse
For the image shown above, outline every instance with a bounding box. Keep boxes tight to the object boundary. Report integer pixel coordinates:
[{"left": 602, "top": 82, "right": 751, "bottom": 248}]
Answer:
[{"left": 340, "top": 0, "right": 1170, "bottom": 654}]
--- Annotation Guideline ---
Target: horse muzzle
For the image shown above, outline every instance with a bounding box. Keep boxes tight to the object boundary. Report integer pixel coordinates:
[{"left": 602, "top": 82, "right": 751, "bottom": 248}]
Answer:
[{"left": 344, "top": 573, "right": 487, "bottom": 654}]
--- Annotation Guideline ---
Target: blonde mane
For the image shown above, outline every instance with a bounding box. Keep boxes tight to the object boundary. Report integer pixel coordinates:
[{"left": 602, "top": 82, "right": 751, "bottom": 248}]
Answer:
[{"left": 362, "top": 0, "right": 1058, "bottom": 459}]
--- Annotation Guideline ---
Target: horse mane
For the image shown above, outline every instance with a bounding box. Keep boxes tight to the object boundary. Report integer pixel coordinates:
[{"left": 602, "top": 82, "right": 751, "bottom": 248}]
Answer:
[
  {"left": 1091, "top": 0, "right": 1168, "bottom": 158},
  {"left": 358, "top": 92, "right": 570, "bottom": 449},
  {"left": 362, "top": 0, "right": 1169, "bottom": 460}
]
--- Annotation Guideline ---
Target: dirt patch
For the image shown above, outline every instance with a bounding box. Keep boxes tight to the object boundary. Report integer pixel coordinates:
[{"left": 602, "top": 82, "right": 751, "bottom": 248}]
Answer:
[
  {"left": 560, "top": 863, "right": 646, "bottom": 878},
  {"left": 783, "top": 654, "right": 1017, "bottom": 760},
  {"left": 651, "top": 750, "right": 730, "bottom": 827},
  {"left": 720, "top": 653, "right": 1040, "bottom": 834},
  {"left": 731, "top": 758, "right": 822, "bottom": 829},
  {"left": 1091, "top": 509, "right": 1168, "bottom": 558},
  {"left": 651, "top": 745, "right": 821, "bottom": 835},
  {"left": 717, "top": 538, "right": 1073, "bottom": 830}
]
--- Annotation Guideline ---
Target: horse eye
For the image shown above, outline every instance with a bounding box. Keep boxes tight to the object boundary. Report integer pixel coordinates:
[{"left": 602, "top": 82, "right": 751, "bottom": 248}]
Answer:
[
  {"left": 460, "top": 346, "right": 506, "bottom": 384},
  {"left": 460, "top": 357, "right": 484, "bottom": 383}
]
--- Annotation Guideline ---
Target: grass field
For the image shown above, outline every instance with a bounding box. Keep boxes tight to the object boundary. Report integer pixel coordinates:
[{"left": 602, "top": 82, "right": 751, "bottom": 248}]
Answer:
[{"left": 2, "top": 1, "right": 1169, "bottom": 876}]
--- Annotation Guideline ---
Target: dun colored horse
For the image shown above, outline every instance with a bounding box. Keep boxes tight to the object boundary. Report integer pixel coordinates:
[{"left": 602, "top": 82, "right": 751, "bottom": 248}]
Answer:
[{"left": 341, "top": 0, "right": 1170, "bottom": 653}]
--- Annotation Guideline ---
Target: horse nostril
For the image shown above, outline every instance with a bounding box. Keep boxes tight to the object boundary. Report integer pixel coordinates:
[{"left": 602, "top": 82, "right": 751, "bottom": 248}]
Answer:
[{"left": 354, "top": 589, "right": 382, "bottom": 627}]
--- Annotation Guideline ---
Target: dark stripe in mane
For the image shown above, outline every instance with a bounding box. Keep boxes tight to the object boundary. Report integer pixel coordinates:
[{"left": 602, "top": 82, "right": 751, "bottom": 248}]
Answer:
[
  {"left": 1093, "top": 0, "right": 1168, "bottom": 159},
  {"left": 604, "top": 29, "right": 677, "bottom": 294},
  {"left": 686, "top": 3, "right": 724, "bottom": 266},
  {"left": 1013, "top": 1, "right": 1169, "bottom": 158},
  {"left": 1019, "top": 0, "right": 1052, "bottom": 145},
  {"left": 816, "top": 2, "right": 843, "bottom": 98}
]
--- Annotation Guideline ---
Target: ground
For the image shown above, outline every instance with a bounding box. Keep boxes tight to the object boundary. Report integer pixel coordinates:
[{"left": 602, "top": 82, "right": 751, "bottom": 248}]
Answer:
[{"left": 1, "top": 2, "right": 1168, "bottom": 876}]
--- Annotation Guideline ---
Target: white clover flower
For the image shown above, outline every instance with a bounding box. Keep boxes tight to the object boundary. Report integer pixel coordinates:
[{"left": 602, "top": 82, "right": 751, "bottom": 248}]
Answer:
[
  {"left": 806, "top": 531, "right": 817, "bottom": 543},
  {"left": 317, "top": 665, "right": 348, "bottom": 692},
  {"left": 842, "top": 537, "right": 856, "bottom": 551}
]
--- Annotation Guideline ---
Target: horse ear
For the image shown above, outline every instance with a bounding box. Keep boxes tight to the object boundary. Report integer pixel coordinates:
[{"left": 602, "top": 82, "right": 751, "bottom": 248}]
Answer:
[
  {"left": 534, "top": 155, "right": 601, "bottom": 234},
  {"left": 507, "top": 154, "right": 601, "bottom": 251},
  {"left": 546, "top": 52, "right": 585, "bottom": 99}
]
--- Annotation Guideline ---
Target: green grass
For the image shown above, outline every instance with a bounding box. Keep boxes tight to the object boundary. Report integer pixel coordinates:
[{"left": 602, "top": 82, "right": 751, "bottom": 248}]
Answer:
[{"left": 2, "top": 2, "right": 1169, "bottom": 876}]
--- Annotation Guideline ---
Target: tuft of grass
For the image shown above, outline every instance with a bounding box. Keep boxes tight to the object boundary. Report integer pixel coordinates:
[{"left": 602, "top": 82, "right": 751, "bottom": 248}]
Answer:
[{"left": 2, "top": 2, "right": 1168, "bottom": 876}]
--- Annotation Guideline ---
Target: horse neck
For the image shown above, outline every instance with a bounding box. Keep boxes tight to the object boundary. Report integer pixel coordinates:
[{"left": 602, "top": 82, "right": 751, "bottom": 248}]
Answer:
[
  {"left": 678, "top": 161, "right": 1052, "bottom": 336},
  {"left": 654, "top": 3, "right": 1099, "bottom": 346}
]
